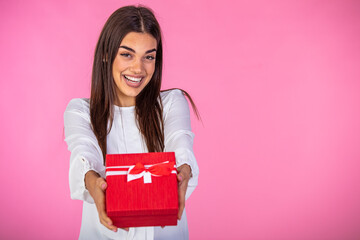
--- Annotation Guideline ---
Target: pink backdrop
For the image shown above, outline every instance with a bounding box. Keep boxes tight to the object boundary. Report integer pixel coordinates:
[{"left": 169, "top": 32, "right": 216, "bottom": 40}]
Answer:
[{"left": 1, "top": 0, "right": 360, "bottom": 239}]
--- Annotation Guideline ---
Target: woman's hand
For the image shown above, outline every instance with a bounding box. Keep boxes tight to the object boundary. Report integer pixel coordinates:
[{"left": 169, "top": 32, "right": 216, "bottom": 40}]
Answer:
[
  {"left": 85, "top": 170, "right": 129, "bottom": 232},
  {"left": 177, "top": 164, "right": 192, "bottom": 220}
]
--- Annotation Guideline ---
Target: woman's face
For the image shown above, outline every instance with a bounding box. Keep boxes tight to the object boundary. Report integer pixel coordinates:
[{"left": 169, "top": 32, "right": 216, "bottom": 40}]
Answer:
[{"left": 112, "top": 32, "right": 157, "bottom": 107}]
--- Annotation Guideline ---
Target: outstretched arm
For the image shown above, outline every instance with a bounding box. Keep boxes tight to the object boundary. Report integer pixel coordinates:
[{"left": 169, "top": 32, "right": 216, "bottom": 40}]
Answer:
[
  {"left": 163, "top": 90, "right": 200, "bottom": 219},
  {"left": 64, "top": 98, "right": 126, "bottom": 232}
]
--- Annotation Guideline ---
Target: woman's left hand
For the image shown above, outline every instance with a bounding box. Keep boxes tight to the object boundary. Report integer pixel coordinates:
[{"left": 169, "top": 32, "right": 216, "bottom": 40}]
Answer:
[{"left": 177, "top": 164, "right": 192, "bottom": 220}]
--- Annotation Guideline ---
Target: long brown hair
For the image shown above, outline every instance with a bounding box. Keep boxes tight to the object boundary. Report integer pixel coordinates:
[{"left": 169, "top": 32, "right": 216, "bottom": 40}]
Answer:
[{"left": 90, "top": 5, "right": 199, "bottom": 164}]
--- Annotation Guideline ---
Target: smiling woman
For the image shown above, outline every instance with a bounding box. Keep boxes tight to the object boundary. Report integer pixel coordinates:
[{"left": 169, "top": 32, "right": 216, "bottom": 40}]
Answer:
[
  {"left": 63, "top": 5, "right": 200, "bottom": 240},
  {"left": 112, "top": 32, "right": 157, "bottom": 107}
]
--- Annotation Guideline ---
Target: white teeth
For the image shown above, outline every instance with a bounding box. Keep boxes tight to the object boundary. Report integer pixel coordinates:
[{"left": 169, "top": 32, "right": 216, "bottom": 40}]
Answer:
[{"left": 124, "top": 75, "right": 142, "bottom": 82}]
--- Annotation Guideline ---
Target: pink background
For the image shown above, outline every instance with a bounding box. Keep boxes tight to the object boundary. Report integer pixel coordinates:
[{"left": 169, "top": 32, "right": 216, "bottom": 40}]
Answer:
[{"left": 1, "top": 0, "right": 360, "bottom": 239}]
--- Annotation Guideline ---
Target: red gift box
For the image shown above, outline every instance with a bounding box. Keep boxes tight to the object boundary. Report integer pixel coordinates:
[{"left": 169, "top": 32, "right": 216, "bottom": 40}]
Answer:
[{"left": 105, "top": 152, "right": 178, "bottom": 228}]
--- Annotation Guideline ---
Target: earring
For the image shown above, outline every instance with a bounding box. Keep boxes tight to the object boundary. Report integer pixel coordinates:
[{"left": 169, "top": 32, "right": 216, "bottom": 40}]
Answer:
[{"left": 102, "top": 53, "right": 108, "bottom": 62}]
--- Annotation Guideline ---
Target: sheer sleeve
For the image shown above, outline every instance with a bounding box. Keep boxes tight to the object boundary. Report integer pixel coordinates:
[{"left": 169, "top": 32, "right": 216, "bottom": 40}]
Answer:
[
  {"left": 163, "top": 89, "right": 199, "bottom": 200},
  {"left": 64, "top": 98, "right": 105, "bottom": 203}
]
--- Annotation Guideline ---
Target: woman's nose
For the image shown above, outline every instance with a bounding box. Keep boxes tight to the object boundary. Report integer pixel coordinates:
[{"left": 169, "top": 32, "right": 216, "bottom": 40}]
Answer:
[{"left": 130, "top": 58, "right": 143, "bottom": 73}]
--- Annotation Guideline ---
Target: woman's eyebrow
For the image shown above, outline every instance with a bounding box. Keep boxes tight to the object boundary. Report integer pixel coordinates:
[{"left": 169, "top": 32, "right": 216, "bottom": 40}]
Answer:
[{"left": 119, "top": 45, "right": 157, "bottom": 54}]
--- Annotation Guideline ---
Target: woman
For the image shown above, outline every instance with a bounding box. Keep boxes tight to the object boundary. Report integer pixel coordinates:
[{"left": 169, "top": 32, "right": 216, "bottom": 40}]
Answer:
[{"left": 64, "top": 5, "right": 199, "bottom": 240}]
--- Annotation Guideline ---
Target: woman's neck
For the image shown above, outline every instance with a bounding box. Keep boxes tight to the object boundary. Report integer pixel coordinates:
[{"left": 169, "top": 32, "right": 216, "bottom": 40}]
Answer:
[{"left": 114, "top": 97, "right": 135, "bottom": 107}]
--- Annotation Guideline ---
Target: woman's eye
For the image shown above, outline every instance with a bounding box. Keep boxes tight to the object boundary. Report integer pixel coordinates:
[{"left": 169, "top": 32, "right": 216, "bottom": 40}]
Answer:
[
  {"left": 120, "top": 53, "right": 131, "bottom": 58},
  {"left": 145, "top": 55, "right": 155, "bottom": 60}
]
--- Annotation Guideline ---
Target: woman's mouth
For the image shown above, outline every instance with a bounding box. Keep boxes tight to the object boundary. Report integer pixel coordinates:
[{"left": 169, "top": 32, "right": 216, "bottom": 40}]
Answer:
[{"left": 123, "top": 75, "right": 144, "bottom": 88}]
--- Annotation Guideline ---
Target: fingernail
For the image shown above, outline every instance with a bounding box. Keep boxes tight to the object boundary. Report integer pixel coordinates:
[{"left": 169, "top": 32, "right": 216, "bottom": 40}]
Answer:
[
  {"left": 102, "top": 183, "right": 106, "bottom": 189},
  {"left": 178, "top": 175, "right": 182, "bottom": 181},
  {"left": 113, "top": 228, "right": 117, "bottom": 232}
]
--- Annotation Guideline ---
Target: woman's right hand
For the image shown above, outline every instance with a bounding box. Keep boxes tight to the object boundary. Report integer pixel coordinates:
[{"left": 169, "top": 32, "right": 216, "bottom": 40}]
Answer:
[{"left": 85, "top": 170, "right": 129, "bottom": 232}]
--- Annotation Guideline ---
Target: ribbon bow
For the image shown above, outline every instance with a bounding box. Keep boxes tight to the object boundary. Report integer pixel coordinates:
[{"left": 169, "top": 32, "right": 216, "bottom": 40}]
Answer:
[{"left": 127, "top": 161, "right": 175, "bottom": 184}]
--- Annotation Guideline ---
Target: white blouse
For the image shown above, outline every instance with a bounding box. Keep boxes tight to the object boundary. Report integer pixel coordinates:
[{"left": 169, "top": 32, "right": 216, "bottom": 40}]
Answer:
[{"left": 64, "top": 89, "right": 199, "bottom": 240}]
